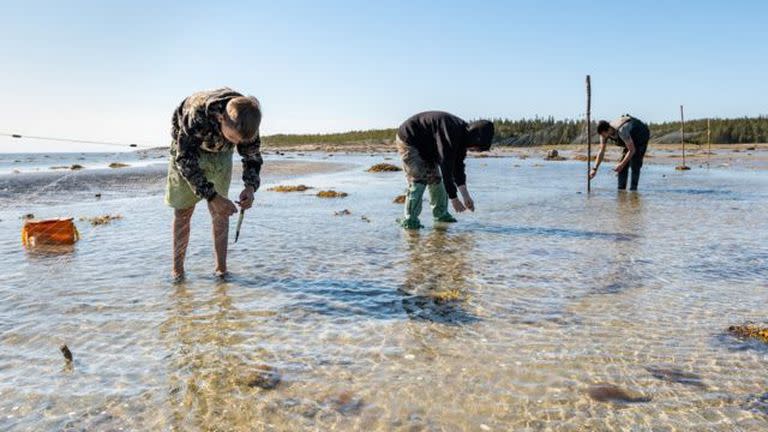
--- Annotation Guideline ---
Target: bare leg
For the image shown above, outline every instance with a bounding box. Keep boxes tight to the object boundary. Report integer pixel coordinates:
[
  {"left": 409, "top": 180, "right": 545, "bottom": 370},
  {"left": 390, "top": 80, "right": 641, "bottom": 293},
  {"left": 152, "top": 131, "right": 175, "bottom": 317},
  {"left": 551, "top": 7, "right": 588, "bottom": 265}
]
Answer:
[
  {"left": 207, "top": 203, "right": 229, "bottom": 276},
  {"left": 172, "top": 207, "right": 195, "bottom": 279}
]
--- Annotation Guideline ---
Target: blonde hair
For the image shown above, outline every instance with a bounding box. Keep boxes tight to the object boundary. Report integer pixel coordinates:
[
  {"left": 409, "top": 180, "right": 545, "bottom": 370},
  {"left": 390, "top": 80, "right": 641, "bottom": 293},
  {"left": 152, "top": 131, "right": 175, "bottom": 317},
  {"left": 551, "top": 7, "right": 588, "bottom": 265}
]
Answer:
[{"left": 226, "top": 96, "right": 261, "bottom": 141}]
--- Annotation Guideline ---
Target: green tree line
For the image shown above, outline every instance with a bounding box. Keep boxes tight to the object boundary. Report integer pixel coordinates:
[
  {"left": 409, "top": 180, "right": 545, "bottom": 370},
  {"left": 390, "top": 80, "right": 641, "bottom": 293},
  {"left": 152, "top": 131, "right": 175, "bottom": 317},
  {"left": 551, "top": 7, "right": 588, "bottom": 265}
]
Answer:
[{"left": 262, "top": 116, "right": 768, "bottom": 147}]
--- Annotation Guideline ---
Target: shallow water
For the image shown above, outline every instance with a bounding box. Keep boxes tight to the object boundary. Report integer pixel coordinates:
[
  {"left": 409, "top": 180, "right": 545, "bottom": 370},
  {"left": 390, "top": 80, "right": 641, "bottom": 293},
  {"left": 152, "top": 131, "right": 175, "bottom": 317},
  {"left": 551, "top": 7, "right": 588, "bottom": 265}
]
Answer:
[{"left": 1, "top": 154, "right": 767, "bottom": 431}]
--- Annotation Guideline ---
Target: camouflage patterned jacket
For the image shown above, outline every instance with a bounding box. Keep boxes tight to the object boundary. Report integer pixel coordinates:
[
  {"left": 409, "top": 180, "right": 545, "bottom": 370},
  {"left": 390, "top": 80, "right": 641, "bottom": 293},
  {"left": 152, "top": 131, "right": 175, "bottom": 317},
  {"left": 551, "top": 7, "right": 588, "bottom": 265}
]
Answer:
[{"left": 170, "top": 88, "right": 263, "bottom": 200}]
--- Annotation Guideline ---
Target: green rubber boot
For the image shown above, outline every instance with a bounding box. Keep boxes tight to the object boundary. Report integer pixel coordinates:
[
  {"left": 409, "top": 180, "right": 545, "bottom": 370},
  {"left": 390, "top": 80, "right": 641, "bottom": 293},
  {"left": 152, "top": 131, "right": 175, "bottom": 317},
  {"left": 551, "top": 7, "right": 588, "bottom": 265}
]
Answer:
[
  {"left": 397, "top": 182, "right": 426, "bottom": 229},
  {"left": 428, "top": 182, "right": 457, "bottom": 223}
]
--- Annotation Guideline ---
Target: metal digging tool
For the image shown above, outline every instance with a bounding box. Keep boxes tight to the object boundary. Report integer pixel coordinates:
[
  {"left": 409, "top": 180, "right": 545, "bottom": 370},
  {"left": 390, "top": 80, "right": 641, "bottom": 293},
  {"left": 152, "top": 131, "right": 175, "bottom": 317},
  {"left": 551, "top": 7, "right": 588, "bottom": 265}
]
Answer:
[{"left": 234, "top": 207, "right": 245, "bottom": 243}]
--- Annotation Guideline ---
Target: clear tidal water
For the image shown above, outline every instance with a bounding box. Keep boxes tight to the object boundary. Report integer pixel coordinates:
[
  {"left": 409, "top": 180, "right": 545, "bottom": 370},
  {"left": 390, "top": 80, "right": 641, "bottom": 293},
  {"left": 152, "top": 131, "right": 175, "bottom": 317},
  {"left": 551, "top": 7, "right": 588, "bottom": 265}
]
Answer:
[{"left": 1, "top": 154, "right": 767, "bottom": 431}]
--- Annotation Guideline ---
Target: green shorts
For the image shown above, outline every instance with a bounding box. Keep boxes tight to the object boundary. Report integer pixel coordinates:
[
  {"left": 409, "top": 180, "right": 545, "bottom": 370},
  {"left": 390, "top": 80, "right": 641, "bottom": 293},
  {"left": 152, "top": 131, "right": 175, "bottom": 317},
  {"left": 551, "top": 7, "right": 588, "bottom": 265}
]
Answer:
[{"left": 164, "top": 149, "right": 233, "bottom": 209}]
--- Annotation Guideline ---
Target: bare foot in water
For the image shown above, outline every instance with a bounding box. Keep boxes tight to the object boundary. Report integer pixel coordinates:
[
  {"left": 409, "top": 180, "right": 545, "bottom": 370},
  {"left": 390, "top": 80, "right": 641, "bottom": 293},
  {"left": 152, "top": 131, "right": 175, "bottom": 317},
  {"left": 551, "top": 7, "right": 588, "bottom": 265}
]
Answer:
[
  {"left": 214, "top": 269, "right": 228, "bottom": 279},
  {"left": 171, "top": 269, "right": 185, "bottom": 283}
]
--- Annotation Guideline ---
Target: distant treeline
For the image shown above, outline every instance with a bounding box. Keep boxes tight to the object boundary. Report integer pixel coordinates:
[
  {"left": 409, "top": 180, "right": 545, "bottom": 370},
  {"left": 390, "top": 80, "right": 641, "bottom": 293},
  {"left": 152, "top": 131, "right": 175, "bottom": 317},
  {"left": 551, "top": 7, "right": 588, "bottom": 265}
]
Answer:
[{"left": 262, "top": 116, "right": 768, "bottom": 147}]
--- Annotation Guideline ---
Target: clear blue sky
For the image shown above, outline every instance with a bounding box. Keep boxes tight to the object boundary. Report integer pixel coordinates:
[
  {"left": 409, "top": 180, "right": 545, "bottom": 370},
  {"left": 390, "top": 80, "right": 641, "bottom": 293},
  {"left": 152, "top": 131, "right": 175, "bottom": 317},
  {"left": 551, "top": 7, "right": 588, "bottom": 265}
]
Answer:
[{"left": 1, "top": 0, "right": 766, "bottom": 152}]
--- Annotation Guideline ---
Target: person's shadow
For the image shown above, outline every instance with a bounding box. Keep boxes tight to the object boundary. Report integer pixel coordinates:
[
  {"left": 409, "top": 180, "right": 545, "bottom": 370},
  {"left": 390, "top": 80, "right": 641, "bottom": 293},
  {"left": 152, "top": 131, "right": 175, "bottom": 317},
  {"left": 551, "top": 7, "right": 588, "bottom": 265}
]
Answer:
[{"left": 398, "top": 229, "right": 479, "bottom": 325}]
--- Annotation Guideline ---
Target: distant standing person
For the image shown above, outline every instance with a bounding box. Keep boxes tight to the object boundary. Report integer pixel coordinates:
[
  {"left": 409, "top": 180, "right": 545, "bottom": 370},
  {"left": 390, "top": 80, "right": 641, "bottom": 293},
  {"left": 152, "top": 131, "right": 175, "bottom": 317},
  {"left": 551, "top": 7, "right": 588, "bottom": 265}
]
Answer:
[
  {"left": 590, "top": 115, "right": 650, "bottom": 190},
  {"left": 396, "top": 111, "right": 495, "bottom": 229},
  {"left": 165, "top": 88, "right": 263, "bottom": 279}
]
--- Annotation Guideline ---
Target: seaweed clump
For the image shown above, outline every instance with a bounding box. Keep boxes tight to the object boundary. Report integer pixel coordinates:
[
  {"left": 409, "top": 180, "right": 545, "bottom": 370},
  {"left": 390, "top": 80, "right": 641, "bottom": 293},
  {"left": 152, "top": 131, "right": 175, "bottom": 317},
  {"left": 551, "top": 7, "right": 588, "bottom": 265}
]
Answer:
[
  {"left": 80, "top": 214, "right": 123, "bottom": 226},
  {"left": 728, "top": 323, "right": 768, "bottom": 344},
  {"left": 317, "top": 190, "right": 348, "bottom": 198},
  {"left": 367, "top": 163, "right": 401, "bottom": 173},
  {"left": 267, "top": 184, "right": 312, "bottom": 193}
]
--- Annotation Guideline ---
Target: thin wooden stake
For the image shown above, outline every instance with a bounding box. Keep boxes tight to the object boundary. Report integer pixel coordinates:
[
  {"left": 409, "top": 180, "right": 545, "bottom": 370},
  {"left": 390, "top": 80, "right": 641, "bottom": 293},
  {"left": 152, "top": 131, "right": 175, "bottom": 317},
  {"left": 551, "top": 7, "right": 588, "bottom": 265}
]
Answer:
[
  {"left": 586, "top": 75, "right": 592, "bottom": 193},
  {"left": 681, "top": 105, "right": 686, "bottom": 167},
  {"left": 675, "top": 105, "right": 690, "bottom": 170},
  {"left": 707, "top": 118, "right": 711, "bottom": 168}
]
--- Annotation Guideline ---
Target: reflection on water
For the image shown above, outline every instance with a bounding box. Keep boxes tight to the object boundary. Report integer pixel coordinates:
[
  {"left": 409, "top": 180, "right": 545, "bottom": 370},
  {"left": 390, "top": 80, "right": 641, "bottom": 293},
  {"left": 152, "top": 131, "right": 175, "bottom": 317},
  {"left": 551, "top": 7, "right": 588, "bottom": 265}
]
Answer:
[
  {"left": 400, "top": 229, "right": 478, "bottom": 324},
  {"left": 1, "top": 156, "right": 767, "bottom": 430}
]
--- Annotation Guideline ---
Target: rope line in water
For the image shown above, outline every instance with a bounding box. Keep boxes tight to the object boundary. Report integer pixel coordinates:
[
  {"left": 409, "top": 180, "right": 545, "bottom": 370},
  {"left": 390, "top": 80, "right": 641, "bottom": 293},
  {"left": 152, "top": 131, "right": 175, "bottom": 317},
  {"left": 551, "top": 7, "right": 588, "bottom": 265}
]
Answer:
[{"left": 0, "top": 132, "right": 156, "bottom": 149}]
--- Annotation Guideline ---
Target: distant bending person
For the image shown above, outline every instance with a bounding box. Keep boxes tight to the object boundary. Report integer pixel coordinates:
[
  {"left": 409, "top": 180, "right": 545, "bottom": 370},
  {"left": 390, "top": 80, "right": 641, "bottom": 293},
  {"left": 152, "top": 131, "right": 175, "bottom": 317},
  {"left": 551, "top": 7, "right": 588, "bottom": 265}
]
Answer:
[
  {"left": 590, "top": 115, "right": 650, "bottom": 191},
  {"left": 396, "top": 111, "right": 495, "bottom": 229},
  {"left": 165, "top": 88, "right": 263, "bottom": 279}
]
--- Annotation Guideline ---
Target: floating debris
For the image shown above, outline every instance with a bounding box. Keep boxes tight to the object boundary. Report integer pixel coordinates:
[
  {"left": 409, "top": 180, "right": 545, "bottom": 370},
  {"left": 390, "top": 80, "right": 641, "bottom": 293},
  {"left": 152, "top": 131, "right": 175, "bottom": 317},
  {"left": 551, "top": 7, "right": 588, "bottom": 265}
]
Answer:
[
  {"left": 587, "top": 383, "right": 651, "bottom": 403},
  {"left": 80, "top": 214, "right": 123, "bottom": 226},
  {"left": 334, "top": 209, "right": 352, "bottom": 216},
  {"left": 70, "top": 164, "right": 84, "bottom": 170},
  {"left": 267, "top": 184, "right": 312, "bottom": 193},
  {"left": 317, "top": 190, "right": 348, "bottom": 198},
  {"left": 728, "top": 323, "right": 768, "bottom": 344},
  {"left": 21, "top": 213, "right": 34, "bottom": 220},
  {"left": 108, "top": 162, "right": 130, "bottom": 169},
  {"left": 675, "top": 165, "right": 691, "bottom": 171},
  {"left": 60, "top": 344, "right": 73, "bottom": 363},
  {"left": 367, "top": 163, "right": 402, "bottom": 172},
  {"left": 361, "top": 216, "right": 371, "bottom": 223},
  {"left": 94, "top": 193, "right": 102, "bottom": 199},
  {"left": 645, "top": 366, "right": 706, "bottom": 388},
  {"left": 545, "top": 149, "right": 566, "bottom": 161},
  {"left": 393, "top": 195, "right": 406, "bottom": 204},
  {"left": 238, "top": 365, "right": 281, "bottom": 390}
]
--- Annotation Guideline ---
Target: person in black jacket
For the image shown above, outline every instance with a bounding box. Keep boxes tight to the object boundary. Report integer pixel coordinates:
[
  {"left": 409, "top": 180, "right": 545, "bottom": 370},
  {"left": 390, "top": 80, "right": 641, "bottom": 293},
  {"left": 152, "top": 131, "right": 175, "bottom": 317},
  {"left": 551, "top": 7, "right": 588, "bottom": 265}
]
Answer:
[
  {"left": 395, "top": 111, "right": 494, "bottom": 229},
  {"left": 590, "top": 115, "right": 650, "bottom": 190}
]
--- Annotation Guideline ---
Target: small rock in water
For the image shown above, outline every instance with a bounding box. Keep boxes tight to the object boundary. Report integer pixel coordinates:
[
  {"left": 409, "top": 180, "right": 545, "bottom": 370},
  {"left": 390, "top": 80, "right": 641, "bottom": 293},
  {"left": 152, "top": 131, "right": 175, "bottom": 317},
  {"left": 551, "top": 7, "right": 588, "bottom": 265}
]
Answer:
[
  {"left": 645, "top": 366, "right": 706, "bottom": 388},
  {"left": 60, "top": 344, "right": 73, "bottom": 362},
  {"left": 331, "top": 390, "right": 364, "bottom": 415},
  {"left": 108, "top": 162, "right": 130, "bottom": 169},
  {"left": 545, "top": 149, "right": 566, "bottom": 161},
  {"left": 587, "top": 383, "right": 651, "bottom": 403},
  {"left": 70, "top": 164, "right": 84, "bottom": 170},
  {"left": 239, "top": 365, "right": 281, "bottom": 390},
  {"left": 94, "top": 193, "right": 102, "bottom": 199},
  {"left": 745, "top": 392, "right": 768, "bottom": 417}
]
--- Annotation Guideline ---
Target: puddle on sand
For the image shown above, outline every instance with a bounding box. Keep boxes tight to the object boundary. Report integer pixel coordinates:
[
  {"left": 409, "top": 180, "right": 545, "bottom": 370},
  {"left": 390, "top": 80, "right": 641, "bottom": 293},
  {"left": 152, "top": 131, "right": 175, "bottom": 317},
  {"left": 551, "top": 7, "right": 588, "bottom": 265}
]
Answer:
[{"left": 0, "top": 155, "right": 767, "bottom": 430}]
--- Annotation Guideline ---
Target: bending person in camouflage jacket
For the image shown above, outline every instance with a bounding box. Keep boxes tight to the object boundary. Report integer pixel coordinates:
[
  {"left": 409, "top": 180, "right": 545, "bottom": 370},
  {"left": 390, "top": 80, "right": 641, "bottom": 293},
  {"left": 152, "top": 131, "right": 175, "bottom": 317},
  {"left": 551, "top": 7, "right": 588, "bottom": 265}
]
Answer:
[{"left": 164, "top": 88, "right": 263, "bottom": 279}]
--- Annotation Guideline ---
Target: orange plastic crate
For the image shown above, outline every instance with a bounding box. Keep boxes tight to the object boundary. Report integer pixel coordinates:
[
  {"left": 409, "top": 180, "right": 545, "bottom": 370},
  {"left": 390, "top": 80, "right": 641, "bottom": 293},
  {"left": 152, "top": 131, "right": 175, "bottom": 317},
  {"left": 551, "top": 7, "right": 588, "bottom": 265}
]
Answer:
[{"left": 21, "top": 218, "right": 80, "bottom": 247}]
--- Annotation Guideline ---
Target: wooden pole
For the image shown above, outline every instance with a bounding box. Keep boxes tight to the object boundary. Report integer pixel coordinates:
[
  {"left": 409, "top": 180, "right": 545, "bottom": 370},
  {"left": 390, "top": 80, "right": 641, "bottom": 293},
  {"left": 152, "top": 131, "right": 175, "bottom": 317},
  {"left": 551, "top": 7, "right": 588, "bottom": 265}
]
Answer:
[
  {"left": 586, "top": 75, "right": 592, "bottom": 193},
  {"left": 680, "top": 105, "right": 688, "bottom": 169},
  {"left": 707, "top": 118, "right": 711, "bottom": 168}
]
